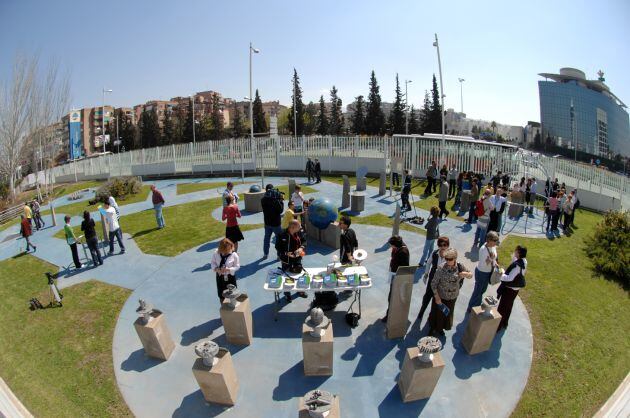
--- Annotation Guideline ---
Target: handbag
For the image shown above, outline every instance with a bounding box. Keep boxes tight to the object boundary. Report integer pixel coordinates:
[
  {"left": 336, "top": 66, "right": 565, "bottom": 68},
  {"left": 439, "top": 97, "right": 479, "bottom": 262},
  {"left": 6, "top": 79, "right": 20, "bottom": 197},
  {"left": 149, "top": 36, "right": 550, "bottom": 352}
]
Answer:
[{"left": 490, "top": 266, "right": 504, "bottom": 285}]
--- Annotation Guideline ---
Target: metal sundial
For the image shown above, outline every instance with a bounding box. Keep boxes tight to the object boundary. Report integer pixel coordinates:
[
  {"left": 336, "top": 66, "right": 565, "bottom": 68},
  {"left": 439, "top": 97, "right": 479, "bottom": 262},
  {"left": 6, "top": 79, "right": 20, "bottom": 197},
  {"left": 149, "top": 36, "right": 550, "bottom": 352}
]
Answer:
[
  {"left": 417, "top": 336, "right": 442, "bottom": 362},
  {"left": 304, "top": 307, "right": 330, "bottom": 338},
  {"left": 136, "top": 299, "right": 154, "bottom": 324},
  {"left": 222, "top": 284, "right": 242, "bottom": 308},
  {"left": 194, "top": 340, "right": 220, "bottom": 367},
  {"left": 304, "top": 389, "right": 333, "bottom": 418},
  {"left": 481, "top": 295, "right": 498, "bottom": 316}
]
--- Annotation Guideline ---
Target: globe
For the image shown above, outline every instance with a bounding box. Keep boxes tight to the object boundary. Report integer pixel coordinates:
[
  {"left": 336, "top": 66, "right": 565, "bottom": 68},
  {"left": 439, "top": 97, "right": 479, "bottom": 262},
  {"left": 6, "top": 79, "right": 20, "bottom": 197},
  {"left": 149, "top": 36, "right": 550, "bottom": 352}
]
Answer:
[
  {"left": 249, "top": 184, "right": 261, "bottom": 193},
  {"left": 308, "top": 199, "right": 337, "bottom": 230}
]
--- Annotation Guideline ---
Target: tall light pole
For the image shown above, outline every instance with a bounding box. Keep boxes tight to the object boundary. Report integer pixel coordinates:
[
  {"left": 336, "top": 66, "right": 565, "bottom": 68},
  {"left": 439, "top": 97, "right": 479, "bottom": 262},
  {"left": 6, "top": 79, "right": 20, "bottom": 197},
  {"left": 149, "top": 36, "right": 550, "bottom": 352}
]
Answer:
[
  {"left": 249, "top": 42, "right": 261, "bottom": 186},
  {"left": 458, "top": 78, "right": 465, "bottom": 114},
  {"left": 102, "top": 88, "right": 112, "bottom": 153},
  {"left": 405, "top": 79, "right": 412, "bottom": 134},
  {"left": 432, "top": 34, "right": 446, "bottom": 163},
  {"left": 293, "top": 69, "right": 297, "bottom": 141},
  {"left": 191, "top": 94, "right": 196, "bottom": 144}
]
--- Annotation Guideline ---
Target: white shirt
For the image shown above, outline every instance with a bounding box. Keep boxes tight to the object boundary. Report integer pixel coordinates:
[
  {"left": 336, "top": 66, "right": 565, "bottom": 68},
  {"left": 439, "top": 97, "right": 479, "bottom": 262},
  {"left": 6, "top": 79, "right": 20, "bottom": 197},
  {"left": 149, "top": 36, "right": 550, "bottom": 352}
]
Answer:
[
  {"left": 447, "top": 168, "right": 458, "bottom": 181},
  {"left": 104, "top": 206, "right": 120, "bottom": 231},
  {"left": 108, "top": 196, "right": 120, "bottom": 217},
  {"left": 490, "top": 195, "right": 506, "bottom": 212},
  {"left": 530, "top": 183, "right": 537, "bottom": 194},
  {"left": 477, "top": 244, "right": 497, "bottom": 273},
  {"left": 223, "top": 189, "right": 239, "bottom": 207},
  {"left": 292, "top": 191, "right": 305, "bottom": 208},
  {"left": 501, "top": 257, "right": 527, "bottom": 290},
  {"left": 210, "top": 251, "right": 240, "bottom": 277}
]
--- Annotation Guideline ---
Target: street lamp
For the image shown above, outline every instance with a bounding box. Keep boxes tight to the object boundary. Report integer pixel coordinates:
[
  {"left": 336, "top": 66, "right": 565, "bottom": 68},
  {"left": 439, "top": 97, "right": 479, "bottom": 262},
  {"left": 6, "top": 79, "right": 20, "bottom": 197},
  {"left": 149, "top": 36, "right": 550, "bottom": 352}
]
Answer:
[
  {"left": 458, "top": 78, "right": 465, "bottom": 114},
  {"left": 432, "top": 34, "right": 446, "bottom": 163},
  {"left": 102, "top": 88, "right": 112, "bottom": 153},
  {"left": 249, "top": 42, "right": 262, "bottom": 186},
  {"left": 191, "top": 94, "right": 196, "bottom": 144},
  {"left": 293, "top": 69, "right": 298, "bottom": 141},
  {"left": 405, "top": 79, "right": 412, "bottom": 134}
]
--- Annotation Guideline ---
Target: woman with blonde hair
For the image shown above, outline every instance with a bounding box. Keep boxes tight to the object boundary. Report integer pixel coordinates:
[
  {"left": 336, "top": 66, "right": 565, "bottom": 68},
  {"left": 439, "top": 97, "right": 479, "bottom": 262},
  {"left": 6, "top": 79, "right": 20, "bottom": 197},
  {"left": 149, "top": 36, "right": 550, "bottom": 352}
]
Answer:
[{"left": 210, "top": 238, "right": 241, "bottom": 302}]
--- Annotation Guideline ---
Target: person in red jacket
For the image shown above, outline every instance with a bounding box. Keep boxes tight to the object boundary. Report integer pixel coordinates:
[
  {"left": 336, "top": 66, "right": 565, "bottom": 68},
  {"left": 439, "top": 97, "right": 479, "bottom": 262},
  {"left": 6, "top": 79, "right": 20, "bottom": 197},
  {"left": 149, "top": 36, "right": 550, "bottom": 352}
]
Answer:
[
  {"left": 20, "top": 215, "right": 36, "bottom": 253},
  {"left": 150, "top": 185, "right": 166, "bottom": 229},
  {"left": 222, "top": 194, "right": 243, "bottom": 252}
]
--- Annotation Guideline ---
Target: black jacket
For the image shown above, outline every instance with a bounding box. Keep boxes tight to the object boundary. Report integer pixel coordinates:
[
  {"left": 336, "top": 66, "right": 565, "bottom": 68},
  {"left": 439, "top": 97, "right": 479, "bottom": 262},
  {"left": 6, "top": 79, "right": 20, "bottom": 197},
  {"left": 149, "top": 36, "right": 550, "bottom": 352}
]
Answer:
[
  {"left": 339, "top": 228, "right": 358, "bottom": 263},
  {"left": 314, "top": 161, "right": 321, "bottom": 173},
  {"left": 276, "top": 228, "right": 307, "bottom": 265},
  {"left": 261, "top": 192, "right": 284, "bottom": 227},
  {"left": 390, "top": 246, "right": 410, "bottom": 273}
]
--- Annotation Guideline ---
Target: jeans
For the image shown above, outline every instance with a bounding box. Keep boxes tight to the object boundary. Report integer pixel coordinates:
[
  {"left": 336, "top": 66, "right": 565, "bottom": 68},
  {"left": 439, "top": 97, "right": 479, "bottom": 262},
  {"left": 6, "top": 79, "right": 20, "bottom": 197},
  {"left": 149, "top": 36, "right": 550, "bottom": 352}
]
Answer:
[
  {"left": 263, "top": 225, "right": 282, "bottom": 256},
  {"left": 467, "top": 268, "right": 492, "bottom": 311},
  {"left": 108, "top": 228, "right": 125, "bottom": 253},
  {"left": 448, "top": 179, "right": 456, "bottom": 198},
  {"left": 154, "top": 203, "right": 165, "bottom": 228},
  {"left": 69, "top": 243, "right": 82, "bottom": 268},
  {"left": 467, "top": 202, "right": 477, "bottom": 223},
  {"left": 419, "top": 239, "right": 435, "bottom": 265},
  {"left": 86, "top": 237, "right": 103, "bottom": 265},
  {"left": 474, "top": 223, "right": 487, "bottom": 245}
]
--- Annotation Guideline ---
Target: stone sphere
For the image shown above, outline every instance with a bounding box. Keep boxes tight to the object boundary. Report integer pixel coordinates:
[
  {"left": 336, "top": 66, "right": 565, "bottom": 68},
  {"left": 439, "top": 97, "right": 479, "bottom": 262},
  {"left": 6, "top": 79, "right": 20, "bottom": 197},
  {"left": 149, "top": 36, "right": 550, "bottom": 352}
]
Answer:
[
  {"left": 249, "top": 184, "right": 261, "bottom": 193},
  {"left": 307, "top": 199, "right": 337, "bottom": 230}
]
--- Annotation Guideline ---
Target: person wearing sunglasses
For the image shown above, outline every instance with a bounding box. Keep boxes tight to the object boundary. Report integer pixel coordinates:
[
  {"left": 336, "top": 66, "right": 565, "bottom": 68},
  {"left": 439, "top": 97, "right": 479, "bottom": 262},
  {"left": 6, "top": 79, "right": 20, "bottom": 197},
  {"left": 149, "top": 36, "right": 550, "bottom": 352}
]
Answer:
[
  {"left": 417, "top": 236, "right": 450, "bottom": 324},
  {"left": 428, "top": 248, "right": 473, "bottom": 337}
]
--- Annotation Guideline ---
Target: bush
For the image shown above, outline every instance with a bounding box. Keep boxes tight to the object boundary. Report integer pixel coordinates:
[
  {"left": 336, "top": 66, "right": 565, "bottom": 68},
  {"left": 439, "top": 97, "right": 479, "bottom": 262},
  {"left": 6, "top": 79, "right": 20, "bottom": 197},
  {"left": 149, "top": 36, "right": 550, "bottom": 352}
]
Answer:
[
  {"left": 584, "top": 210, "right": 630, "bottom": 286},
  {"left": 94, "top": 177, "right": 142, "bottom": 203}
]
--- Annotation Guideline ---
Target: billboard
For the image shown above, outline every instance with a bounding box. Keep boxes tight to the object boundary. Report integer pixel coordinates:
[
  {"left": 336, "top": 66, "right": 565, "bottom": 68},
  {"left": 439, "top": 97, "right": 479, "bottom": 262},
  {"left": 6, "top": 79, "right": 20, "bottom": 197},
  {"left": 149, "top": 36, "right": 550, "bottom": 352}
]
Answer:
[{"left": 68, "top": 111, "right": 82, "bottom": 160}]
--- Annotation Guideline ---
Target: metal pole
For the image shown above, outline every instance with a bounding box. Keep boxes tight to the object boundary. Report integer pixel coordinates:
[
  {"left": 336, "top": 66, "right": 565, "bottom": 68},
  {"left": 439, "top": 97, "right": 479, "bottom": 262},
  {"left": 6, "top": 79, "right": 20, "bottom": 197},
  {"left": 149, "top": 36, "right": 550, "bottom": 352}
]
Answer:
[
  {"left": 192, "top": 95, "right": 196, "bottom": 144},
  {"left": 433, "top": 34, "right": 446, "bottom": 165},
  {"left": 405, "top": 80, "right": 409, "bottom": 135},
  {"left": 293, "top": 70, "right": 297, "bottom": 140},
  {"left": 115, "top": 112, "right": 119, "bottom": 153},
  {"left": 102, "top": 88, "right": 106, "bottom": 153},
  {"left": 458, "top": 78, "right": 465, "bottom": 114},
  {"left": 249, "top": 42, "right": 263, "bottom": 187}
]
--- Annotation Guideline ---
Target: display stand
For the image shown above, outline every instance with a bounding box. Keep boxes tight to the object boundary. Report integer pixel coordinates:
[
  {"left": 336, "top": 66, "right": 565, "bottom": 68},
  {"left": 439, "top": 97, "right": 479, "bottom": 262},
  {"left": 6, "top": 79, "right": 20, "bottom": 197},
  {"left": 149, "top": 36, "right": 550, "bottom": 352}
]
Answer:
[
  {"left": 298, "top": 394, "right": 340, "bottom": 418},
  {"left": 133, "top": 311, "right": 176, "bottom": 361},
  {"left": 302, "top": 323, "right": 334, "bottom": 376},
  {"left": 341, "top": 175, "right": 350, "bottom": 208},
  {"left": 379, "top": 171, "right": 387, "bottom": 195},
  {"left": 398, "top": 347, "right": 445, "bottom": 402},
  {"left": 244, "top": 191, "right": 264, "bottom": 213},
  {"left": 386, "top": 266, "right": 417, "bottom": 339},
  {"left": 461, "top": 306, "right": 502, "bottom": 355},
  {"left": 192, "top": 348, "right": 239, "bottom": 406},
  {"left": 220, "top": 294, "right": 253, "bottom": 346}
]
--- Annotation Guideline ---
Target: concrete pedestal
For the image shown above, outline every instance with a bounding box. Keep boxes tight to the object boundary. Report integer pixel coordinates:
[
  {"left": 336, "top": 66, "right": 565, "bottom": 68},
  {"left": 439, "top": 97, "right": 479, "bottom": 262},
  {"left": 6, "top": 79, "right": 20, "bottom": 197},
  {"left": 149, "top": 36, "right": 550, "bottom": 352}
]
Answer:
[
  {"left": 461, "top": 191, "right": 472, "bottom": 211},
  {"left": 356, "top": 177, "right": 367, "bottom": 191},
  {"left": 509, "top": 192, "right": 524, "bottom": 217},
  {"left": 220, "top": 294, "right": 253, "bottom": 346},
  {"left": 379, "top": 171, "right": 387, "bottom": 195},
  {"left": 392, "top": 203, "right": 401, "bottom": 236},
  {"left": 288, "top": 179, "right": 296, "bottom": 198},
  {"left": 321, "top": 222, "right": 341, "bottom": 249},
  {"left": 302, "top": 323, "right": 333, "bottom": 376},
  {"left": 304, "top": 212, "right": 321, "bottom": 242},
  {"left": 298, "top": 395, "right": 340, "bottom": 417},
  {"left": 350, "top": 192, "right": 365, "bottom": 213},
  {"left": 244, "top": 191, "right": 264, "bottom": 213},
  {"left": 133, "top": 312, "right": 175, "bottom": 361},
  {"left": 398, "top": 347, "right": 445, "bottom": 402},
  {"left": 341, "top": 175, "right": 350, "bottom": 208},
  {"left": 192, "top": 349, "right": 239, "bottom": 406},
  {"left": 386, "top": 266, "right": 416, "bottom": 339},
  {"left": 461, "top": 306, "right": 502, "bottom": 355}
]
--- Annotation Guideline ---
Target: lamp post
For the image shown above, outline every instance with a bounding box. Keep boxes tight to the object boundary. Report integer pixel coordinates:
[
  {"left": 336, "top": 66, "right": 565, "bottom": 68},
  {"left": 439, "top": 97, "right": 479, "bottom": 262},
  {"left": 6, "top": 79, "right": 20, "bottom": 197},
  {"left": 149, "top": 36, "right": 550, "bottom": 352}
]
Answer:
[
  {"left": 458, "top": 78, "right": 465, "bottom": 114},
  {"left": 191, "top": 94, "right": 196, "bottom": 144},
  {"left": 432, "top": 34, "right": 446, "bottom": 164},
  {"left": 405, "top": 79, "right": 412, "bottom": 134},
  {"left": 102, "top": 88, "right": 112, "bottom": 153},
  {"left": 293, "top": 70, "right": 297, "bottom": 140},
  {"left": 249, "top": 42, "right": 261, "bottom": 186}
]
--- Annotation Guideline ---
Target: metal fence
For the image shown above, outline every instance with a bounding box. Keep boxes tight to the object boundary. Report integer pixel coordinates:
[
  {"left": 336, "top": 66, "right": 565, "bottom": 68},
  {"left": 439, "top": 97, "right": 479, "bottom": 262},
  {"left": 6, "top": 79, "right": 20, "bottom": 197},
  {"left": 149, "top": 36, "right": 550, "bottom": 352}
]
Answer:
[{"left": 44, "top": 134, "right": 628, "bottom": 211}]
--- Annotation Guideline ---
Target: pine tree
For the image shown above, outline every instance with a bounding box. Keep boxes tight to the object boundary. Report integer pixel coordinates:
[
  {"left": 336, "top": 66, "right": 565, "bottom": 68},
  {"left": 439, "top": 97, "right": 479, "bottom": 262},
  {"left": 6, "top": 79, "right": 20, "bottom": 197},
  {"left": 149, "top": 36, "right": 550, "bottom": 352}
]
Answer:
[
  {"left": 209, "top": 93, "right": 224, "bottom": 140},
  {"left": 252, "top": 89, "right": 267, "bottom": 135},
  {"left": 183, "top": 98, "right": 194, "bottom": 143},
  {"left": 328, "top": 86, "right": 344, "bottom": 135},
  {"left": 408, "top": 105, "right": 419, "bottom": 134},
  {"left": 161, "top": 106, "right": 174, "bottom": 145},
  {"left": 351, "top": 95, "right": 365, "bottom": 135},
  {"left": 232, "top": 102, "right": 244, "bottom": 137},
  {"left": 287, "top": 69, "right": 305, "bottom": 135},
  {"left": 427, "top": 74, "right": 443, "bottom": 134},
  {"left": 388, "top": 74, "right": 405, "bottom": 135},
  {"left": 316, "top": 95, "right": 328, "bottom": 135},
  {"left": 420, "top": 90, "right": 431, "bottom": 134},
  {"left": 303, "top": 101, "right": 318, "bottom": 135},
  {"left": 140, "top": 109, "right": 160, "bottom": 148},
  {"left": 365, "top": 70, "right": 385, "bottom": 135}
]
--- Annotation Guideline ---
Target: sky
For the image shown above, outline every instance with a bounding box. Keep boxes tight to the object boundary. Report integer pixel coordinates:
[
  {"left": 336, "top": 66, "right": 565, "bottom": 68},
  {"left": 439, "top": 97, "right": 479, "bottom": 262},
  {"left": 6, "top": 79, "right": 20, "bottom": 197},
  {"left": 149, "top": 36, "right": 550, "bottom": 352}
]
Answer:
[{"left": 1, "top": 0, "right": 629, "bottom": 126}]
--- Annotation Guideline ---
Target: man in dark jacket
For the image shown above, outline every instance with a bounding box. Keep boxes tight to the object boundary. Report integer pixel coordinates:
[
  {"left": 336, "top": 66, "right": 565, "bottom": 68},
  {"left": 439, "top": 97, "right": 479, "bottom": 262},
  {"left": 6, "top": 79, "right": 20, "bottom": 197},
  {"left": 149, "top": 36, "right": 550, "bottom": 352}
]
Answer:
[
  {"left": 261, "top": 184, "right": 284, "bottom": 258},
  {"left": 417, "top": 236, "right": 449, "bottom": 323},
  {"left": 339, "top": 215, "right": 358, "bottom": 264},
  {"left": 314, "top": 159, "right": 322, "bottom": 183},
  {"left": 275, "top": 219, "right": 307, "bottom": 301},
  {"left": 305, "top": 158, "right": 314, "bottom": 183}
]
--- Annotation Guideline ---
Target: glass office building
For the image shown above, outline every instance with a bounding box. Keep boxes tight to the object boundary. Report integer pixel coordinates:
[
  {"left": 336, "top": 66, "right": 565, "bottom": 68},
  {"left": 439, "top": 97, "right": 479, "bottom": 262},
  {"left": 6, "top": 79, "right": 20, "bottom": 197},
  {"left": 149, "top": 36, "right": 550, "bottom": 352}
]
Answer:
[{"left": 538, "top": 68, "right": 630, "bottom": 158}]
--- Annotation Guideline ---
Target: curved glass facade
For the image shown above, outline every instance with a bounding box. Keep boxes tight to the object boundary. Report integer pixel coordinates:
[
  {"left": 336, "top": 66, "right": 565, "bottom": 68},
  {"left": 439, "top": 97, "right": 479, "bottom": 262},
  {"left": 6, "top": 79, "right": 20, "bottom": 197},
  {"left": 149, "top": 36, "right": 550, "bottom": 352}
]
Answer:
[{"left": 539, "top": 80, "right": 630, "bottom": 158}]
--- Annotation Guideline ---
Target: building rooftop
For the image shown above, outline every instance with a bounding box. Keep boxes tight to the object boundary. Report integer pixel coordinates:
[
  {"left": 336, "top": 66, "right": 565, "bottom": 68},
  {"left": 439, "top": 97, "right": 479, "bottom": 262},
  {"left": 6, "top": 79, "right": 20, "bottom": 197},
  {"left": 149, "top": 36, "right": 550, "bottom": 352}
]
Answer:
[{"left": 538, "top": 67, "right": 627, "bottom": 108}]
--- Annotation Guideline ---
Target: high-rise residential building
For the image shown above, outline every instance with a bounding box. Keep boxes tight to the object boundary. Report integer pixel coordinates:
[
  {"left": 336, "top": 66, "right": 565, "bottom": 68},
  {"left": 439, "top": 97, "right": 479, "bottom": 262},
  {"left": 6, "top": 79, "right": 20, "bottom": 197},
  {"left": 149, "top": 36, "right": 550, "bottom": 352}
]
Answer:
[
  {"left": 134, "top": 100, "right": 176, "bottom": 128},
  {"left": 538, "top": 67, "right": 630, "bottom": 158}
]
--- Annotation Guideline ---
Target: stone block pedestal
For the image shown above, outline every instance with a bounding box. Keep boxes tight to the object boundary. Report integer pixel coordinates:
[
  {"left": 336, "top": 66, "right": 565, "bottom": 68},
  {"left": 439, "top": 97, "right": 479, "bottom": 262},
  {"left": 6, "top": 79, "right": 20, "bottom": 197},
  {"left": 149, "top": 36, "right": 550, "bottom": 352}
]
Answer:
[
  {"left": 321, "top": 222, "right": 341, "bottom": 249},
  {"left": 349, "top": 192, "right": 365, "bottom": 213},
  {"left": 356, "top": 177, "right": 367, "bottom": 191},
  {"left": 298, "top": 395, "right": 340, "bottom": 417},
  {"left": 133, "top": 312, "right": 175, "bottom": 360},
  {"left": 244, "top": 191, "right": 264, "bottom": 213},
  {"left": 386, "top": 266, "right": 416, "bottom": 339},
  {"left": 509, "top": 192, "right": 525, "bottom": 218},
  {"left": 302, "top": 323, "right": 333, "bottom": 376},
  {"left": 220, "top": 294, "right": 253, "bottom": 346},
  {"left": 461, "top": 306, "right": 502, "bottom": 355},
  {"left": 398, "top": 347, "right": 445, "bottom": 402},
  {"left": 341, "top": 175, "right": 350, "bottom": 208},
  {"left": 192, "top": 349, "right": 239, "bottom": 406}
]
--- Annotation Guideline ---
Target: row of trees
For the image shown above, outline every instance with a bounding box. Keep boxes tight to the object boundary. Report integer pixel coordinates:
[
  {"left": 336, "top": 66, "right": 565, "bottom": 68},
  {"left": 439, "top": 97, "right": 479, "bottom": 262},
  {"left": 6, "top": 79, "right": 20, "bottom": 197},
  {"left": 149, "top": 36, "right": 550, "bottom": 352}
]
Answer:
[{"left": 283, "top": 69, "right": 444, "bottom": 136}]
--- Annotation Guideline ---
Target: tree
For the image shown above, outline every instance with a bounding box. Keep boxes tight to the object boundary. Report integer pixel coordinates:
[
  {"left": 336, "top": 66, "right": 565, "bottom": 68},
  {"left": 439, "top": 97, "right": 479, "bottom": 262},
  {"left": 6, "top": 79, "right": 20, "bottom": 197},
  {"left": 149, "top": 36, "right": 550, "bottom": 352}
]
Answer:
[
  {"left": 328, "top": 86, "right": 344, "bottom": 135},
  {"left": 161, "top": 106, "right": 174, "bottom": 146},
  {"left": 303, "top": 101, "right": 318, "bottom": 135},
  {"left": 388, "top": 74, "right": 405, "bottom": 135},
  {"left": 365, "top": 70, "right": 385, "bottom": 135},
  {"left": 425, "top": 74, "right": 442, "bottom": 134},
  {"left": 183, "top": 98, "right": 194, "bottom": 143},
  {"left": 408, "top": 105, "right": 419, "bottom": 134},
  {"left": 252, "top": 89, "right": 267, "bottom": 135},
  {"left": 209, "top": 93, "right": 224, "bottom": 140},
  {"left": 139, "top": 108, "right": 159, "bottom": 148},
  {"left": 351, "top": 95, "right": 366, "bottom": 135},
  {"left": 316, "top": 95, "right": 328, "bottom": 135},
  {"left": 287, "top": 69, "right": 305, "bottom": 135},
  {"left": 118, "top": 111, "right": 136, "bottom": 151},
  {"left": 420, "top": 90, "right": 431, "bottom": 134},
  {"left": 490, "top": 121, "right": 497, "bottom": 134},
  {"left": 232, "top": 102, "right": 244, "bottom": 137}
]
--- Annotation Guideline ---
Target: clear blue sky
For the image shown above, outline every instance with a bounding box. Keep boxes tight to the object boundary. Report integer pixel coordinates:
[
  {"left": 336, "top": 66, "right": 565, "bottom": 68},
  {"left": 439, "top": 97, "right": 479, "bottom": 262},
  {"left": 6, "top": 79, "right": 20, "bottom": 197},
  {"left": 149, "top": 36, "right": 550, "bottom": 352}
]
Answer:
[{"left": 1, "top": 0, "right": 628, "bottom": 126}]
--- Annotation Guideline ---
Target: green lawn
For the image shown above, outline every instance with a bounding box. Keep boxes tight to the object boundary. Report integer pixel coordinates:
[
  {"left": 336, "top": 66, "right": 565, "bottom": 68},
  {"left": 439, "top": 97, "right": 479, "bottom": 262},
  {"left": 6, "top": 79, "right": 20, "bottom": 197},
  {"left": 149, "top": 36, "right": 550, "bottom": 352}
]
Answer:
[
  {"left": 176, "top": 181, "right": 252, "bottom": 195},
  {"left": 0, "top": 254, "right": 131, "bottom": 417},
  {"left": 340, "top": 212, "right": 426, "bottom": 236},
  {"left": 0, "top": 217, "right": 20, "bottom": 232},
  {"left": 51, "top": 180, "right": 105, "bottom": 199},
  {"left": 321, "top": 175, "right": 402, "bottom": 191},
  {"left": 44, "top": 185, "right": 152, "bottom": 217},
  {"left": 500, "top": 208, "right": 630, "bottom": 417},
  {"left": 411, "top": 180, "right": 466, "bottom": 221}
]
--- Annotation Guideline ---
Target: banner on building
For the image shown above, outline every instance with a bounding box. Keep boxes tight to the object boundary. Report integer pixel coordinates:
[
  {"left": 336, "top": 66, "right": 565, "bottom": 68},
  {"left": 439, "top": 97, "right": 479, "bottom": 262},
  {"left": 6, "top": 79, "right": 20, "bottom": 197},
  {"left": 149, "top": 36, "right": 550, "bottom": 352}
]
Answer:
[{"left": 68, "top": 111, "right": 82, "bottom": 160}]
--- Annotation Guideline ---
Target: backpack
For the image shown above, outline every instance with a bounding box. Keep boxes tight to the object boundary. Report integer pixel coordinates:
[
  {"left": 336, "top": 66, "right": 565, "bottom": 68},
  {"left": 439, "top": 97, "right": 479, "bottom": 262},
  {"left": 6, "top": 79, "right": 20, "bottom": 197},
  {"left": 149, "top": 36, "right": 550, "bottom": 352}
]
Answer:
[{"left": 475, "top": 200, "right": 485, "bottom": 217}]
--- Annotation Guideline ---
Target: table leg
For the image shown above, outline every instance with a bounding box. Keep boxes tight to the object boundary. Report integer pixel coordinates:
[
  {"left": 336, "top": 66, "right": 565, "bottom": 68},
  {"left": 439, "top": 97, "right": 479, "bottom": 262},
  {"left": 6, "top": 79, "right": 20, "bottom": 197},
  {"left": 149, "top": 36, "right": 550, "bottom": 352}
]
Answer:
[
  {"left": 274, "top": 291, "right": 280, "bottom": 321},
  {"left": 358, "top": 289, "right": 362, "bottom": 318}
]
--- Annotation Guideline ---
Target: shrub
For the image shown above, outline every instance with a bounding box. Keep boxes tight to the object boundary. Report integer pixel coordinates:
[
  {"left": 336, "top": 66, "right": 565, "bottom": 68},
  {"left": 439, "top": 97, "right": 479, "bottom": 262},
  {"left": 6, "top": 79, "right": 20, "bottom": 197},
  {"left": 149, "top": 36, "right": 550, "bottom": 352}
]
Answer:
[
  {"left": 95, "top": 177, "right": 143, "bottom": 203},
  {"left": 584, "top": 210, "right": 630, "bottom": 286}
]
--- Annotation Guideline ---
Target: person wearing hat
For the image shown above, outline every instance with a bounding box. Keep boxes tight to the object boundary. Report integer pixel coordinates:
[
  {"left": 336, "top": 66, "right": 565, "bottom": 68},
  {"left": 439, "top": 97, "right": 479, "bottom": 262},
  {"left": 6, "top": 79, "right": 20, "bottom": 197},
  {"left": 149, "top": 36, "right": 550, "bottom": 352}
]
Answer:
[
  {"left": 261, "top": 183, "right": 284, "bottom": 258},
  {"left": 222, "top": 182, "right": 239, "bottom": 207}
]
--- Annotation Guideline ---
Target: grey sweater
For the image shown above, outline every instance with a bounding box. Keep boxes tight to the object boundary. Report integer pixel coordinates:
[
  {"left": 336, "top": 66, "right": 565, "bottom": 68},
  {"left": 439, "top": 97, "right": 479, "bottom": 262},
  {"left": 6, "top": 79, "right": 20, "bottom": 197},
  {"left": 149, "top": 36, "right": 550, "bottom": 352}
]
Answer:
[
  {"left": 425, "top": 216, "right": 440, "bottom": 240},
  {"left": 439, "top": 181, "right": 449, "bottom": 202}
]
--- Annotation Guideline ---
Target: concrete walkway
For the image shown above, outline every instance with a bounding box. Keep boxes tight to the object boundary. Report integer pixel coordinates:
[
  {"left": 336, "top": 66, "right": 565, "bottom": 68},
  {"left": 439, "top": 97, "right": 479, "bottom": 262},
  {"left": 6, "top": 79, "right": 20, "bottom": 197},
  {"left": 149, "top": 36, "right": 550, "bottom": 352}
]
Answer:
[{"left": 0, "top": 176, "right": 534, "bottom": 418}]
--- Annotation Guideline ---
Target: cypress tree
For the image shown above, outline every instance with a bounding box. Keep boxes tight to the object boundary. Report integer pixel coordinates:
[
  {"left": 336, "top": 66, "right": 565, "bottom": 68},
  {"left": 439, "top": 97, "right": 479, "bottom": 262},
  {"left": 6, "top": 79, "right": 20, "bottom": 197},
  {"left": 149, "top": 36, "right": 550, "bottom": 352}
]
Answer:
[
  {"left": 328, "top": 86, "right": 344, "bottom": 135},
  {"left": 408, "top": 105, "right": 419, "bottom": 134},
  {"left": 351, "top": 95, "right": 365, "bottom": 135},
  {"left": 287, "top": 69, "right": 305, "bottom": 135},
  {"left": 365, "top": 70, "right": 385, "bottom": 135},
  {"left": 161, "top": 106, "right": 174, "bottom": 145},
  {"left": 232, "top": 101, "right": 244, "bottom": 137},
  {"left": 388, "top": 74, "right": 405, "bottom": 134},
  {"left": 304, "top": 101, "right": 318, "bottom": 135},
  {"left": 252, "top": 89, "right": 267, "bottom": 135},
  {"left": 210, "top": 93, "right": 224, "bottom": 140},
  {"left": 140, "top": 108, "right": 159, "bottom": 148},
  {"left": 183, "top": 98, "right": 194, "bottom": 143},
  {"left": 316, "top": 95, "right": 328, "bottom": 135},
  {"left": 427, "top": 74, "right": 442, "bottom": 134},
  {"left": 420, "top": 90, "right": 431, "bottom": 134}
]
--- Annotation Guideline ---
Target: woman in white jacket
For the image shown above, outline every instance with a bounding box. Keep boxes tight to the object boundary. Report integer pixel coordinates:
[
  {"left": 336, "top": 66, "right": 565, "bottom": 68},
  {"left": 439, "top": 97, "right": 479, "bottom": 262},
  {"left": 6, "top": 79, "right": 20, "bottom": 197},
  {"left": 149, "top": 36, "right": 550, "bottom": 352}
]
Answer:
[{"left": 210, "top": 238, "right": 241, "bottom": 302}]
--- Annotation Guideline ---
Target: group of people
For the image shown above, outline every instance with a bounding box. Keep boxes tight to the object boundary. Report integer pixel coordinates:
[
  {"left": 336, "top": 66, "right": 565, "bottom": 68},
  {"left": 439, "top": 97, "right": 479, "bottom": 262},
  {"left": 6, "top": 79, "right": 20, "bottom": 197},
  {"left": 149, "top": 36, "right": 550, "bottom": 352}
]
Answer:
[
  {"left": 305, "top": 158, "right": 322, "bottom": 183},
  {"left": 19, "top": 199, "right": 47, "bottom": 253},
  {"left": 543, "top": 179, "right": 579, "bottom": 233}
]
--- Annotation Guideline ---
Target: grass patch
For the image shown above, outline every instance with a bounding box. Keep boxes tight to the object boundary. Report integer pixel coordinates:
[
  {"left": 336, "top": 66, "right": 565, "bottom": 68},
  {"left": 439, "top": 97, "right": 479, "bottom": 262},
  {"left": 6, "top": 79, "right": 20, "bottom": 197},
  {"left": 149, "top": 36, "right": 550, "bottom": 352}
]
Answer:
[
  {"left": 500, "top": 208, "right": 630, "bottom": 417},
  {"left": 0, "top": 217, "right": 20, "bottom": 232},
  {"left": 53, "top": 221, "right": 104, "bottom": 241},
  {"left": 45, "top": 185, "right": 152, "bottom": 217},
  {"left": 341, "top": 212, "right": 426, "bottom": 236},
  {"left": 119, "top": 197, "right": 263, "bottom": 257},
  {"left": 177, "top": 181, "right": 251, "bottom": 196},
  {"left": 321, "top": 175, "right": 402, "bottom": 191},
  {"left": 411, "top": 180, "right": 465, "bottom": 221},
  {"left": 0, "top": 254, "right": 131, "bottom": 417},
  {"left": 277, "top": 184, "right": 317, "bottom": 196}
]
